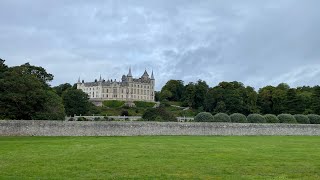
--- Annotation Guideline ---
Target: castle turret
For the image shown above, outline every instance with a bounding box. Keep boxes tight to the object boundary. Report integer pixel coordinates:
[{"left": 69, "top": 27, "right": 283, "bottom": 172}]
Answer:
[
  {"left": 150, "top": 70, "right": 155, "bottom": 85},
  {"left": 127, "top": 67, "right": 133, "bottom": 82}
]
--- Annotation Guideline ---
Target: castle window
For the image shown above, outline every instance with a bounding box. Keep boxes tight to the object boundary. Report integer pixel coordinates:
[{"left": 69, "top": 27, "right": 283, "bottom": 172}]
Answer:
[
  {"left": 138, "top": 85, "right": 139, "bottom": 88},
  {"left": 107, "top": 89, "right": 109, "bottom": 93}
]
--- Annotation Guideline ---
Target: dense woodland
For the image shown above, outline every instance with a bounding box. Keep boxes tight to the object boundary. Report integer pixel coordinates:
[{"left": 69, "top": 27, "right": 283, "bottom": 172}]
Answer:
[{"left": 1, "top": 59, "right": 320, "bottom": 120}]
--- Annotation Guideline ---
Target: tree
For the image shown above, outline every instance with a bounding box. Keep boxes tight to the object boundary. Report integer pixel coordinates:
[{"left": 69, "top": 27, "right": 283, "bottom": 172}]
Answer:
[
  {"left": 53, "top": 83, "right": 72, "bottom": 96},
  {"left": 160, "top": 80, "right": 184, "bottom": 101},
  {"left": 0, "top": 66, "right": 47, "bottom": 119},
  {"left": 285, "top": 88, "right": 304, "bottom": 114},
  {"left": 32, "top": 90, "right": 66, "bottom": 120},
  {"left": 311, "top": 86, "right": 320, "bottom": 114},
  {"left": 62, "top": 89, "right": 92, "bottom": 116},
  {"left": 182, "top": 83, "right": 196, "bottom": 107},
  {"left": 20, "top": 63, "right": 54, "bottom": 85},
  {"left": 159, "top": 89, "right": 173, "bottom": 101},
  {"left": 194, "top": 80, "right": 209, "bottom": 109}
]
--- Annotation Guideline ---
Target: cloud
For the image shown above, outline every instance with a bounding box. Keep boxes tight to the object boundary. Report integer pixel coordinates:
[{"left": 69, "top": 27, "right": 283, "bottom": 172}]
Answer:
[{"left": 0, "top": 0, "right": 319, "bottom": 91}]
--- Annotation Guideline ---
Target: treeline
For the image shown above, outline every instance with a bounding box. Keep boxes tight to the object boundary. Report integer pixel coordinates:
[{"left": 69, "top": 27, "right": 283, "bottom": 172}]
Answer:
[
  {"left": 0, "top": 59, "right": 97, "bottom": 120},
  {"left": 158, "top": 80, "right": 320, "bottom": 115}
]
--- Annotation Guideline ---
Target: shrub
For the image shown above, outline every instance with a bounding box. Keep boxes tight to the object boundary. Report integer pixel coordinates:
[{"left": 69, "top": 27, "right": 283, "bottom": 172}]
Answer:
[
  {"left": 214, "top": 113, "right": 231, "bottom": 122},
  {"left": 307, "top": 114, "right": 320, "bottom": 124},
  {"left": 247, "top": 114, "right": 266, "bottom": 123},
  {"left": 230, "top": 113, "right": 247, "bottom": 123},
  {"left": 194, "top": 112, "right": 214, "bottom": 122},
  {"left": 134, "top": 101, "right": 156, "bottom": 108},
  {"left": 103, "top": 116, "right": 109, "bottom": 121},
  {"left": 68, "top": 117, "right": 75, "bottom": 121},
  {"left": 294, "top": 114, "right": 310, "bottom": 124},
  {"left": 103, "top": 100, "right": 125, "bottom": 108},
  {"left": 94, "top": 117, "right": 101, "bottom": 121},
  {"left": 77, "top": 117, "right": 87, "bottom": 121},
  {"left": 142, "top": 107, "right": 176, "bottom": 122},
  {"left": 277, "top": 114, "right": 297, "bottom": 124},
  {"left": 264, "top": 114, "right": 280, "bottom": 123},
  {"left": 155, "top": 116, "right": 164, "bottom": 122},
  {"left": 121, "top": 110, "right": 129, "bottom": 116}
]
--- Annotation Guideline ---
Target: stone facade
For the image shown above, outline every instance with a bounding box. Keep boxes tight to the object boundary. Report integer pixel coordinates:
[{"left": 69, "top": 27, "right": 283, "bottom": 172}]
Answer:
[
  {"left": 1, "top": 120, "right": 320, "bottom": 136},
  {"left": 77, "top": 68, "right": 155, "bottom": 103}
]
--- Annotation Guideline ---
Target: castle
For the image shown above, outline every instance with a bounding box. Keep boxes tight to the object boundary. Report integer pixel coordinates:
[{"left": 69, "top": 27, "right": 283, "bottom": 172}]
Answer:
[{"left": 77, "top": 68, "right": 155, "bottom": 105}]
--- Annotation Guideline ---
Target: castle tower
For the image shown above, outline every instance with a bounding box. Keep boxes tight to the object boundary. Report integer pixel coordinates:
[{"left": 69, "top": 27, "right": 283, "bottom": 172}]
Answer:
[{"left": 127, "top": 67, "right": 133, "bottom": 82}]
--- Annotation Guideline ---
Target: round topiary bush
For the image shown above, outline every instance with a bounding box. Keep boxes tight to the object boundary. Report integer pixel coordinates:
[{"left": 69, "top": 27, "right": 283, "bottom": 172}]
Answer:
[
  {"left": 307, "top": 114, "right": 320, "bottom": 124},
  {"left": 247, "top": 114, "right": 266, "bottom": 123},
  {"left": 264, "top": 114, "right": 279, "bottom": 123},
  {"left": 230, "top": 113, "right": 247, "bottom": 123},
  {"left": 277, "top": 114, "right": 297, "bottom": 124},
  {"left": 194, "top": 112, "right": 214, "bottom": 122},
  {"left": 294, "top": 114, "right": 310, "bottom": 124},
  {"left": 213, "top": 113, "right": 231, "bottom": 122}
]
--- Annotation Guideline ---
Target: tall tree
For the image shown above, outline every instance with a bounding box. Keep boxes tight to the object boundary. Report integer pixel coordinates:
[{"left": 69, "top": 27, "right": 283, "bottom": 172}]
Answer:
[
  {"left": 160, "top": 80, "right": 184, "bottom": 101},
  {"left": 311, "top": 86, "right": 320, "bottom": 114},
  {"left": 62, "top": 89, "right": 92, "bottom": 116},
  {"left": 53, "top": 83, "right": 72, "bottom": 96}
]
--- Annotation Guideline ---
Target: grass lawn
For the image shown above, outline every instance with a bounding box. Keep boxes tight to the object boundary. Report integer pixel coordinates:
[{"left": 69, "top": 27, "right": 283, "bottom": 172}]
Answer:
[{"left": 1, "top": 136, "right": 320, "bottom": 179}]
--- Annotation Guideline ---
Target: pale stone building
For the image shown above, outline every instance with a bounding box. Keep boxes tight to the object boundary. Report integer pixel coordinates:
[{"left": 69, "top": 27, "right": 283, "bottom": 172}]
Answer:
[{"left": 77, "top": 68, "right": 155, "bottom": 104}]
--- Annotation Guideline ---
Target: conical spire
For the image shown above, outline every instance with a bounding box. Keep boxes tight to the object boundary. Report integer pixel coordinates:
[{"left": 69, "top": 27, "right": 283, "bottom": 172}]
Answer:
[
  {"left": 99, "top": 74, "right": 102, "bottom": 81},
  {"left": 151, "top": 70, "right": 154, "bottom": 80},
  {"left": 127, "top": 67, "right": 132, "bottom": 77},
  {"left": 142, "top": 68, "right": 149, "bottom": 77},
  {"left": 78, "top": 76, "right": 81, "bottom": 83}
]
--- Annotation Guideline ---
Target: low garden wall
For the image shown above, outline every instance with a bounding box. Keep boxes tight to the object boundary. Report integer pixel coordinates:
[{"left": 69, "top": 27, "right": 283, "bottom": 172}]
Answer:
[{"left": 1, "top": 120, "right": 320, "bottom": 136}]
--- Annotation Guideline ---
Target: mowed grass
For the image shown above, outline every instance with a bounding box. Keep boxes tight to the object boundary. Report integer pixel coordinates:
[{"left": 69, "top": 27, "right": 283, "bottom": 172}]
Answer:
[{"left": 1, "top": 136, "right": 320, "bottom": 179}]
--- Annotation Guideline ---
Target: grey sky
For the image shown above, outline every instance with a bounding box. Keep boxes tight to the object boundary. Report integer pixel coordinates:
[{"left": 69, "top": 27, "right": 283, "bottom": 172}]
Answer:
[{"left": 1, "top": 0, "right": 320, "bottom": 91}]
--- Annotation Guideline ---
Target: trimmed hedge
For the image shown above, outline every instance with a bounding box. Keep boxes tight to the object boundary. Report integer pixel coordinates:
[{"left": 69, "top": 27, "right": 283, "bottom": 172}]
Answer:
[
  {"left": 194, "top": 112, "right": 214, "bottom": 122},
  {"left": 247, "top": 114, "right": 266, "bottom": 123},
  {"left": 230, "top": 113, "right": 247, "bottom": 123},
  {"left": 142, "top": 107, "right": 176, "bottom": 122},
  {"left": 214, "top": 113, "right": 231, "bottom": 122},
  {"left": 307, "top": 114, "right": 320, "bottom": 124},
  {"left": 103, "top": 100, "right": 125, "bottom": 108},
  {"left": 134, "top": 101, "right": 156, "bottom": 108},
  {"left": 278, "top": 114, "right": 297, "bottom": 124},
  {"left": 264, "top": 114, "right": 280, "bottom": 123},
  {"left": 294, "top": 114, "right": 310, "bottom": 124}
]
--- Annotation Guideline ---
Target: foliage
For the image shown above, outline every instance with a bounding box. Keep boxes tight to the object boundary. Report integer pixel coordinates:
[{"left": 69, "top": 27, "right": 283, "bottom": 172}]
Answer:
[
  {"left": 142, "top": 107, "right": 176, "bottom": 122},
  {"left": 307, "top": 114, "right": 320, "bottom": 124},
  {"left": 160, "top": 80, "right": 184, "bottom": 101},
  {"left": 213, "top": 113, "right": 231, "bottom": 122},
  {"left": 294, "top": 114, "right": 310, "bottom": 124},
  {"left": 134, "top": 101, "right": 156, "bottom": 108},
  {"left": 311, "top": 86, "right": 320, "bottom": 114},
  {"left": 0, "top": 64, "right": 49, "bottom": 119},
  {"left": 277, "top": 114, "right": 297, "bottom": 124},
  {"left": 53, "top": 83, "right": 73, "bottom": 96},
  {"left": 20, "top": 63, "right": 54, "bottom": 85},
  {"left": 103, "top": 100, "right": 125, "bottom": 108},
  {"left": 264, "top": 114, "right": 280, "bottom": 123},
  {"left": 194, "top": 112, "right": 214, "bottom": 122},
  {"left": 121, "top": 110, "right": 129, "bottom": 116},
  {"left": 62, "top": 89, "right": 91, "bottom": 116},
  {"left": 230, "top": 113, "right": 247, "bottom": 123},
  {"left": 32, "top": 91, "right": 66, "bottom": 120},
  {"left": 247, "top": 114, "right": 266, "bottom": 123}
]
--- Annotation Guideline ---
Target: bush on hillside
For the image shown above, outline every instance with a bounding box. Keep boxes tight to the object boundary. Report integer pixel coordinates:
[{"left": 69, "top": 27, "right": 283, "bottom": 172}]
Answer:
[
  {"left": 294, "top": 114, "right": 310, "bottom": 124},
  {"left": 142, "top": 107, "right": 176, "bottom": 122},
  {"left": 121, "top": 110, "right": 129, "bottom": 116},
  {"left": 194, "top": 112, "right": 214, "bottom": 122},
  {"left": 214, "top": 113, "right": 231, "bottom": 122},
  {"left": 77, "top": 117, "right": 87, "bottom": 121},
  {"left": 230, "top": 113, "right": 247, "bottom": 123},
  {"left": 277, "top": 114, "right": 297, "bottom": 124},
  {"left": 134, "top": 101, "right": 156, "bottom": 108},
  {"left": 264, "top": 114, "right": 280, "bottom": 123},
  {"left": 103, "top": 100, "right": 125, "bottom": 108},
  {"left": 307, "top": 114, "right": 320, "bottom": 124},
  {"left": 247, "top": 114, "right": 266, "bottom": 123}
]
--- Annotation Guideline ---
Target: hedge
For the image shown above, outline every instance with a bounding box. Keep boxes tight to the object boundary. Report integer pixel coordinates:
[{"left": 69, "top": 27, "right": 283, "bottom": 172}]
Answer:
[
  {"left": 103, "top": 100, "right": 125, "bottom": 108},
  {"left": 142, "top": 107, "right": 176, "bottom": 122},
  {"left": 213, "top": 113, "right": 231, "bottom": 122},
  {"left": 294, "top": 114, "right": 310, "bottom": 124},
  {"left": 230, "top": 113, "right": 247, "bottom": 123},
  {"left": 278, "top": 114, "right": 297, "bottom": 124},
  {"left": 194, "top": 112, "right": 214, "bottom": 122},
  {"left": 307, "top": 114, "right": 320, "bottom": 124},
  {"left": 134, "top": 101, "right": 156, "bottom": 108},
  {"left": 264, "top": 114, "right": 280, "bottom": 123},
  {"left": 247, "top": 114, "right": 266, "bottom": 123}
]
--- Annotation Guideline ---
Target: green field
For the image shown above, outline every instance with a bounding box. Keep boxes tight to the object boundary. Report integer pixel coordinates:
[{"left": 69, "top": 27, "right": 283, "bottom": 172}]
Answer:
[{"left": 1, "top": 136, "right": 320, "bottom": 179}]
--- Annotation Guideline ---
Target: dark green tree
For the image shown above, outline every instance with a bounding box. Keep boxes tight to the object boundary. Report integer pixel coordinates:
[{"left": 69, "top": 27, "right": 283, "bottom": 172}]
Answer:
[
  {"left": 311, "top": 86, "right": 320, "bottom": 114},
  {"left": 160, "top": 80, "right": 184, "bottom": 101},
  {"left": 62, "top": 89, "right": 92, "bottom": 116},
  {"left": 53, "top": 83, "right": 72, "bottom": 96}
]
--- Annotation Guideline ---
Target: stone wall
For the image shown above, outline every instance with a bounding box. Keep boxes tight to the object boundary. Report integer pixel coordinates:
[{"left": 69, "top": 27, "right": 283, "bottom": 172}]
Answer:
[{"left": 1, "top": 120, "right": 320, "bottom": 136}]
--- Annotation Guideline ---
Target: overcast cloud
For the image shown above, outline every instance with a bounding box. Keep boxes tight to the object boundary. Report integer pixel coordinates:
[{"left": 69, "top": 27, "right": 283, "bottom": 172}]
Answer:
[{"left": 1, "top": 0, "right": 320, "bottom": 90}]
